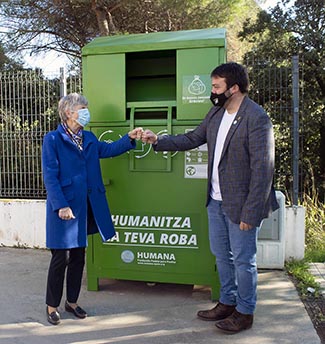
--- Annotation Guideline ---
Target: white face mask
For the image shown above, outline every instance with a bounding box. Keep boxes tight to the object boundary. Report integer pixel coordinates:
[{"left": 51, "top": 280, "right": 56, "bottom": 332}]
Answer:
[{"left": 76, "top": 108, "right": 90, "bottom": 127}]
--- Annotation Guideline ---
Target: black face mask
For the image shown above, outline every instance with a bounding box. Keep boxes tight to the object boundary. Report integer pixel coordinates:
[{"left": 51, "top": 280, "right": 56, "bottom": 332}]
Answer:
[{"left": 210, "top": 89, "right": 232, "bottom": 107}]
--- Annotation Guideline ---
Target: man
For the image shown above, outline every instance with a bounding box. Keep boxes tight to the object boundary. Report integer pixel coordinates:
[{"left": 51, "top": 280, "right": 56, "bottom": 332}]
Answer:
[{"left": 141, "top": 62, "right": 279, "bottom": 334}]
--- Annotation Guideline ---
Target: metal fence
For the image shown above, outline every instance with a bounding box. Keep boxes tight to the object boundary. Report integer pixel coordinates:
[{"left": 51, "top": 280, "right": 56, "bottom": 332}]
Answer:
[
  {"left": 0, "top": 59, "right": 301, "bottom": 203},
  {"left": 0, "top": 68, "right": 82, "bottom": 198},
  {"left": 244, "top": 56, "right": 301, "bottom": 204}
]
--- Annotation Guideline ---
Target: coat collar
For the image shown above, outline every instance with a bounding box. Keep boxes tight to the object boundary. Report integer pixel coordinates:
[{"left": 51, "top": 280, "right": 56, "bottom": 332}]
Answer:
[
  {"left": 58, "top": 123, "right": 74, "bottom": 145},
  {"left": 57, "top": 124, "right": 93, "bottom": 151}
]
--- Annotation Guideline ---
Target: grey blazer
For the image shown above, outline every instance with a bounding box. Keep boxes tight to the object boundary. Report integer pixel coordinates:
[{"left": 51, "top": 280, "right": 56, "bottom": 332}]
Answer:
[{"left": 154, "top": 96, "right": 279, "bottom": 227}]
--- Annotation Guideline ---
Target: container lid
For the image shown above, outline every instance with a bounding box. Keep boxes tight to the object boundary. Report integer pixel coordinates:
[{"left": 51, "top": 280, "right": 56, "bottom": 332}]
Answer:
[{"left": 82, "top": 28, "right": 226, "bottom": 56}]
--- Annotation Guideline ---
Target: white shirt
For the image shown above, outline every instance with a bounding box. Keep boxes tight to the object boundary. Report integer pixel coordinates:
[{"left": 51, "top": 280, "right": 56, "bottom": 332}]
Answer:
[{"left": 210, "top": 110, "right": 237, "bottom": 200}]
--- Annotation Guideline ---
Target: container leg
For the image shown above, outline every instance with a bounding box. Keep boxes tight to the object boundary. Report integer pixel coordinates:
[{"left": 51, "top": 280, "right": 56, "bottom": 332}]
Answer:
[
  {"left": 87, "top": 276, "right": 99, "bottom": 291},
  {"left": 210, "top": 285, "right": 219, "bottom": 302}
]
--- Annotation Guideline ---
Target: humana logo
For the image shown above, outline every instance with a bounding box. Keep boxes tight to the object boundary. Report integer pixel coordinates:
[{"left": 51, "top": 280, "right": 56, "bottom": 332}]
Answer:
[
  {"left": 111, "top": 215, "right": 191, "bottom": 229},
  {"left": 137, "top": 251, "right": 176, "bottom": 261}
]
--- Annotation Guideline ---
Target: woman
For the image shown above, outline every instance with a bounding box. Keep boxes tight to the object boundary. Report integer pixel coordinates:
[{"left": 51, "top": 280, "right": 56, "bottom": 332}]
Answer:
[{"left": 42, "top": 93, "right": 142, "bottom": 325}]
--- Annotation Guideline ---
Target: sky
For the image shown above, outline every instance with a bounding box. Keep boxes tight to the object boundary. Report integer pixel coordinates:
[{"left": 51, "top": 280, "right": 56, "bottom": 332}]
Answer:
[
  {"left": 260, "top": 0, "right": 279, "bottom": 8},
  {"left": 23, "top": 50, "right": 71, "bottom": 77},
  {"left": 22, "top": 0, "right": 279, "bottom": 76}
]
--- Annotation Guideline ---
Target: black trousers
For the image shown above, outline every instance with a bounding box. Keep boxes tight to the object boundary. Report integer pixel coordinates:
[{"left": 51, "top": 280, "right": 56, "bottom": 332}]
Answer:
[{"left": 46, "top": 247, "right": 85, "bottom": 307}]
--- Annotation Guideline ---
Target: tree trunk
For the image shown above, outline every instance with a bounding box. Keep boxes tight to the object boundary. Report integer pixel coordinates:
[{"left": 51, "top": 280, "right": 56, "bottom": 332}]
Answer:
[{"left": 91, "top": 0, "right": 110, "bottom": 36}]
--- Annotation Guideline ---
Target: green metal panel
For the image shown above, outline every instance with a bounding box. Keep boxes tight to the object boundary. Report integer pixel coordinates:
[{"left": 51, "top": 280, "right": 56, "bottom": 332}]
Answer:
[
  {"left": 87, "top": 123, "right": 219, "bottom": 300},
  {"left": 127, "top": 77, "right": 176, "bottom": 103},
  {"left": 82, "top": 54, "right": 126, "bottom": 121},
  {"left": 82, "top": 28, "right": 226, "bottom": 56},
  {"left": 176, "top": 47, "right": 226, "bottom": 120},
  {"left": 83, "top": 28, "right": 227, "bottom": 300},
  {"left": 127, "top": 101, "right": 175, "bottom": 172}
]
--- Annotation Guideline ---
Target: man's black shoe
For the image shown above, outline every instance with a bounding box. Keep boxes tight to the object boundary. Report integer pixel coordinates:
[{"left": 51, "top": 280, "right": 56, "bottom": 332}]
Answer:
[
  {"left": 215, "top": 309, "right": 253, "bottom": 334},
  {"left": 197, "top": 302, "right": 236, "bottom": 321}
]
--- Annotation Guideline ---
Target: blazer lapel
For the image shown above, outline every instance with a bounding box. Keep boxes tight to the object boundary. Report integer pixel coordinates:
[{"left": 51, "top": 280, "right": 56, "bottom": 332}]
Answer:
[
  {"left": 220, "top": 96, "right": 249, "bottom": 162},
  {"left": 209, "top": 106, "right": 225, "bottom": 153},
  {"left": 207, "top": 107, "right": 225, "bottom": 181}
]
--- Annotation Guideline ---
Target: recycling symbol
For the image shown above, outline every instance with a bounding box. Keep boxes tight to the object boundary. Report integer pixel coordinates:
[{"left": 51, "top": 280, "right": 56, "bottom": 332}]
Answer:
[
  {"left": 186, "top": 166, "right": 196, "bottom": 176},
  {"left": 188, "top": 75, "right": 206, "bottom": 95}
]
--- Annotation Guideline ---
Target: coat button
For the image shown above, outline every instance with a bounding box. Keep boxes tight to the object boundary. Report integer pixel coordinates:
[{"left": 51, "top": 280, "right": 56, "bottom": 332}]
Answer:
[{"left": 88, "top": 188, "right": 92, "bottom": 194}]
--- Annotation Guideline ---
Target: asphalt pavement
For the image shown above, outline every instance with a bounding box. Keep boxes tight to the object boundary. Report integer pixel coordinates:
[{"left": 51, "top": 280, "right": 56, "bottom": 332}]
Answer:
[{"left": 0, "top": 247, "right": 321, "bottom": 344}]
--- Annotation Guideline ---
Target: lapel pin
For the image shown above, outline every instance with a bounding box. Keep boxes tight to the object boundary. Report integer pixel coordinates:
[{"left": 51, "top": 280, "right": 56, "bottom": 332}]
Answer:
[{"left": 233, "top": 116, "right": 241, "bottom": 125}]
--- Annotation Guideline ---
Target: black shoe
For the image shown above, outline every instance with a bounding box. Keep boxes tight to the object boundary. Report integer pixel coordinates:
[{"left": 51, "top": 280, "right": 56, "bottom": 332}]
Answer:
[
  {"left": 46, "top": 306, "right": 60, "bottom": 325},
  {"left": 197, "top": 302, "right": 236, "bottom": 321},
  {"left": 215, "top": 309, "right": 253, "bottom": 334},
  {"left": 65, "top": 301, "right": 87, "bottom": 319}
]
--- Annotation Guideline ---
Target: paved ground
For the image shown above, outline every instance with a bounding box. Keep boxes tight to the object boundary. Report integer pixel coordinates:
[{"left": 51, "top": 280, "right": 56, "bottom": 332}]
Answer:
[
  {"left": 0, "top": 247, "right": 321, "bottom": 344},
  {"left": 309, "top": 263, "right": 325, "bottom": 297}
]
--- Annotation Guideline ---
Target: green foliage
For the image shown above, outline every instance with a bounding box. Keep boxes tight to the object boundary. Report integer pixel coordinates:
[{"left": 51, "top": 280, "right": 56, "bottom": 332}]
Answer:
[
  {"left": 285, "top": 258, "right": 321, "bottom": 298},
  {"left": 0, "top": 0, "right": 260, "bottom": 63},
  {"left": 0, "top": 69, "right": 61, "bottom": 198},
  {"left": 240, "top": 0, "right": 325, "bottom": 198},
  {"left": 305, "top": 250, "right": 325, "bottom": 263},
  {"left": 0, "top": 43, "right": 23, "bottom": 71},
  {"left": 298, "top": 189, "right": 325, "bottom": 263},
  {"left": 303, "top": 193, "right": 325, "bottom": 254},
  {"left": 0, "top": 106, "right": 54, "bottom": 198},
  {"left": 244, "top": 58, "right": 295, "bottom": 197}
]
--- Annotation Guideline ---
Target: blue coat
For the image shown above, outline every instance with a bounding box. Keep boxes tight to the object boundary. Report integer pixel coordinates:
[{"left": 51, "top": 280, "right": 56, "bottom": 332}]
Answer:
[{"left": 42, "top": 124, "right": 135, "bottom": 249}]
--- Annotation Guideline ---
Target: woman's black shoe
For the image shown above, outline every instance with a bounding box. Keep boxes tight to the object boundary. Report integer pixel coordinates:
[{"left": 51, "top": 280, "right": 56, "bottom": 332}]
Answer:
[
  {"left": 46, "top": 307, "right": 60, "bottom": 325},
  {"left": 65, "top": 301, "right": 87, "bottom": 319}
]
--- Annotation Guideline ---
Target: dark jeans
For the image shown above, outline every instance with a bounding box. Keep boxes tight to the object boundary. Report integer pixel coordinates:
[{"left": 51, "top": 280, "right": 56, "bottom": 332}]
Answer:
[{"left": 46, "top": 247, "right": 85, "bottom": 307}]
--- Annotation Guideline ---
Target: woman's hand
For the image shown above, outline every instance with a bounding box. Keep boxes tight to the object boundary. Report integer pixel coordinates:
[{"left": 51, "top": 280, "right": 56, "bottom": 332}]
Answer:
[
  {"left": 128, "top": 127, "right": 144, "bottom": 140},
  {"left": 58, "top": 207, "right": 75, "bottom": 220}
]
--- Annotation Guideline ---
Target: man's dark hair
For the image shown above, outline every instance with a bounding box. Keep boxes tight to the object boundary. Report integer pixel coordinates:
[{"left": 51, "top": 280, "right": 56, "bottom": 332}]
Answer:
[{"left": 210, "top": 62, "right": 249, "bottom": 93}]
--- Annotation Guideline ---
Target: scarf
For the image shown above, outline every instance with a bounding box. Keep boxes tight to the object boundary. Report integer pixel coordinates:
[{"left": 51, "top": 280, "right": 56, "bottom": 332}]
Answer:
[{"left": 61, "top": 122, "right": 83, "bottom": 151}]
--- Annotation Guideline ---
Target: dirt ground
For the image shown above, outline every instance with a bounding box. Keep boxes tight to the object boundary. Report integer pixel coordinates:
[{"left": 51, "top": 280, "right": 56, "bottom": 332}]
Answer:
[
  {"left": 302, "top": 295, "right": 325, "bottom": 343},
  {"left": 288, "top": 274, "right": 325, "bottom": 344}
]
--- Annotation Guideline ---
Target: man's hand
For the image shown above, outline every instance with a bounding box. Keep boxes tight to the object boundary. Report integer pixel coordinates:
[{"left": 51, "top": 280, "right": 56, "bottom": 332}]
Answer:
[
  {"left": 239, "top": 221, "right": 253, "bottom": 231},
  {"left": 58, "top": 207, "right": 75, "bottom": 220},
  {"left": 142, "top": 129, "right": 158, "bottom": 144},
  {"left": 128, "top": 127, "right": 144, "bottom": 140}
]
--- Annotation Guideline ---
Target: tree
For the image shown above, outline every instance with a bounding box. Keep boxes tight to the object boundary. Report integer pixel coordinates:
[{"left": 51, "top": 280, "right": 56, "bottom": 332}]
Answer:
[
  {"left": 0, "top": 0, "right": 259, "bottom": 63},
  {"left": 0, "top": 43, "right": 23, "bottom": 70},
  {"left": 239, "top": 0, "right": 325, "bottom": 198}
]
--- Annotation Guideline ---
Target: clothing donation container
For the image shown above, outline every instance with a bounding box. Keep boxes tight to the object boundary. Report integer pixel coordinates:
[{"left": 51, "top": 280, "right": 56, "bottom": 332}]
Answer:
[{"left": 82, "top": 28, "right": 227, "bottom": 300}]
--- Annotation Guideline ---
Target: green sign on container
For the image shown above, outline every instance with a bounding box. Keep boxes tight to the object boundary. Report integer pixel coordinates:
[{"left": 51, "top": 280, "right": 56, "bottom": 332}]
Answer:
[{"left": 182, "top": 75, "right": 211, "bottom": 104}]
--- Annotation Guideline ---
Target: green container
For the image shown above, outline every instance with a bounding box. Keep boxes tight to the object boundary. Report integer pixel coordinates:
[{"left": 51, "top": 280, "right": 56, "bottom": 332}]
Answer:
[{"left": 82, "top": 28, "right": 226, "bottom": 300}]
